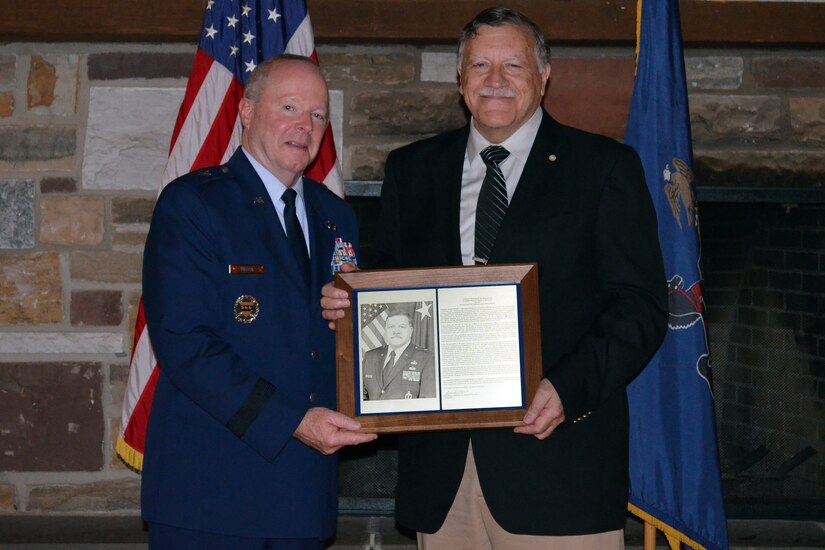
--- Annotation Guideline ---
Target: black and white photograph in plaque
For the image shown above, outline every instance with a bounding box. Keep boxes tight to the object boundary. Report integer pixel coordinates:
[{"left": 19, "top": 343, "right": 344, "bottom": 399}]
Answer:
[{"left": 357, "top": 289, "right": 440, "bottom": 414}]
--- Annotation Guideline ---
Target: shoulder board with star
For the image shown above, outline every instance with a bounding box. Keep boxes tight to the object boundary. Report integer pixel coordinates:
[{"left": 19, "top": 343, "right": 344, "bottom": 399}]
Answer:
[
  {"left": 175, "top": 164, "right": 233, "bottom": 186},
  {"left": 305, "top": 177, "right": 340, "bottom": 199}
]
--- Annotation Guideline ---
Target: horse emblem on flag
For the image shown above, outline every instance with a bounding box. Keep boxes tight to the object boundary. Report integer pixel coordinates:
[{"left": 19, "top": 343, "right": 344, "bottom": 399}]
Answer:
[{"left": 666, "top": 274, "right": 704, "bottom": 331}]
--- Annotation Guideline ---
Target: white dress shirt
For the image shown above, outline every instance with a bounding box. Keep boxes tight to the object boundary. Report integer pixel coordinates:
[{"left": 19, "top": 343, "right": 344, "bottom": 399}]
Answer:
[
  {"left": 242, "top": 147, "right": 311, "bottom": 257},
  {"left": 459, "top": 108, "right": 543, "bottom": 266}
]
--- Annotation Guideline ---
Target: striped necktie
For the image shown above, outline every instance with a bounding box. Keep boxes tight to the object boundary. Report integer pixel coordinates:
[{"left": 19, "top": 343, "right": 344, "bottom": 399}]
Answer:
[{"left": 474, "top": 145, "right": 510, "bottom": 265}]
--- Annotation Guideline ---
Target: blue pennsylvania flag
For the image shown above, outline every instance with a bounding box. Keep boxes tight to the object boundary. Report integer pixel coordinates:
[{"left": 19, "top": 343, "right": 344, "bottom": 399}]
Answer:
[{"left": 624, "top": 1, "right": 729, "bottom": 549}]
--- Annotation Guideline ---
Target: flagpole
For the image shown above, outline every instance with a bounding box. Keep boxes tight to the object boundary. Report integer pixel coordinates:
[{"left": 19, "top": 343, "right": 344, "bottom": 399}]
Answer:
[
  {"left": 645, "top": 521, "right": 656, "bottom": 550},
  {"left": 636, "top": 6, "right": 654, "bottom": 550},
  {"left": 636, "top": 8, "right": 657, "bottom": 550}
]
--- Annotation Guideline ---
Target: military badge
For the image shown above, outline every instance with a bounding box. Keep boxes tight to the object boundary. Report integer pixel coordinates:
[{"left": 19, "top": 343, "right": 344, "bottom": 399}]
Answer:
[
  {"left": 233, "top": 295, "right": 260, "bottom": 324},
  {"left": 330, "top": 237, "right": 357, "bottom": 275},
  {"left": 402, "top": 370, "right": 421, "bottom": 382}
]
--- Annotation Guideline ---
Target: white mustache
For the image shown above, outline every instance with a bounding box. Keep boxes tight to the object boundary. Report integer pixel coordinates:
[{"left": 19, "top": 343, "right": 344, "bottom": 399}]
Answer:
[{"left": 479, "top": 87, "right": 516, "bottom": 98}]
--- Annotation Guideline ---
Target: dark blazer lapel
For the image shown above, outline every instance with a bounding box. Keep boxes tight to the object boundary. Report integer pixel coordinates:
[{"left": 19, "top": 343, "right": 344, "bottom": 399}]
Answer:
[
  {"left": 375, "top": 347, "right": 388, "bottom": 389},
  {"left": 491, "top": 111, "right": 562, "bottom": 258},
  {"left": 516, "top": 112, "right": 563, "bottom": 196},
  {"left": 228, "top": 149, "right": 310, "bottom": 293},
  {"left": 444, "top": 125, "right": 471, "bottom": 266}
]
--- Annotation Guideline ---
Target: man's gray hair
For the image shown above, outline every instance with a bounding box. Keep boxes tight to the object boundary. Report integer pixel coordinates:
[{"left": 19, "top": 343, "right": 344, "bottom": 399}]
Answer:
[
  {"left": 457, "top": 7, "right": 550, "bottom": 74},
  {"left": 243, "top": 54, "right": 322, "bottom": 102}
]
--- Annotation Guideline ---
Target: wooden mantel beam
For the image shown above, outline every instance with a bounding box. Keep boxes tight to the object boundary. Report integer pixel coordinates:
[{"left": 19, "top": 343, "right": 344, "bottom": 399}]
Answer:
[{"left": 1, "top": 0, "right": 824, "bottom": 46}]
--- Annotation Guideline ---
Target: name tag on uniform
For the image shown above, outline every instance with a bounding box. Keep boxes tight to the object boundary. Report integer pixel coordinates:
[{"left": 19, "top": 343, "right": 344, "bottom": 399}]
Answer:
[
  {"left": 229, "top": 264, "right": 265, "bottom": 275},
  {"left": 402, "top": 370, "right": 421, "bottom": 382}
]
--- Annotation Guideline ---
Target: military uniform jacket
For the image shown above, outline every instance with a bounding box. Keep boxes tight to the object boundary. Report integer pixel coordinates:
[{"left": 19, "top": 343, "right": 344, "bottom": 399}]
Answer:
[
  {"left": 374, "top": 112, "right": 668, "bottom": 536},
  {"left": 362, "top": 345, "right": 435, "bottom": 400},
  {"left": 140, "top": 148, "right": 358, "bottom": 539}
]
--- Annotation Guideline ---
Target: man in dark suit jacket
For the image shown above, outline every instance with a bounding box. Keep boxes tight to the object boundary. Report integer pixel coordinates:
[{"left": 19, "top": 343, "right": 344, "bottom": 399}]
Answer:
[
  {"left": 324, "top": 7, "right": 667, "bottom": 548},
  {"left": 141, "top": 55, "right": 376, "bottom": 549},
  {"left": 362, "top": 311, "right": 435, "bottom": 400}
]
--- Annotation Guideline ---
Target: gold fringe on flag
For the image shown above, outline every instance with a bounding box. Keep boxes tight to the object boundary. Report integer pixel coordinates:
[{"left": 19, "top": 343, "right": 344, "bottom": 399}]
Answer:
[
  {"left": 115, "top": 435, "right": 144, "bottom": 473},
  {"left": 628, "top": 502, "right": 709, "bottom": 550}
]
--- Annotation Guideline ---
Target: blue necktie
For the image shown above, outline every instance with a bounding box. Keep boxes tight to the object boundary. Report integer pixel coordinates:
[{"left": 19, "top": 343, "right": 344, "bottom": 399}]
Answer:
[
  {"left": 474, "top": 145, "right": 510, "bottom": 265},
  {"left": 282, "top": 188, "right": 310, "bottom": 285}
]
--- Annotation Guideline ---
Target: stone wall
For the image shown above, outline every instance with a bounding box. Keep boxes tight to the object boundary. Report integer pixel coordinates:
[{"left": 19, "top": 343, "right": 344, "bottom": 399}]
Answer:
[{"left": 0, "top": 40, "right": 823, "bottom": 514}]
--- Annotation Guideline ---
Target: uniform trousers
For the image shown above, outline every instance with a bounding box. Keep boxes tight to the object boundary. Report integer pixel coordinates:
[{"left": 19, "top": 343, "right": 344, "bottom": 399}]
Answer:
[
  {"left": 417, "top": 443, "right": 624, "bottom": 550},
  {"left": 148, "top": 522, "right": 324, "bottom": 550}
]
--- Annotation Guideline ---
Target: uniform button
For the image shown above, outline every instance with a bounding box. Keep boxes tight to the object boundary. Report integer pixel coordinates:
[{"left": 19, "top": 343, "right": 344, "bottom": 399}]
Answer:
[
  {"left": 309, "top": 392, "right": 318, "bottom": 403},
  {"left": 310, "top": 350, "right": 319, "bottom": 360}
]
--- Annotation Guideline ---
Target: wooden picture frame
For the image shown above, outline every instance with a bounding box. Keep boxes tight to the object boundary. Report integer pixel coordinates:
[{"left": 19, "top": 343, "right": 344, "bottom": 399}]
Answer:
[{"left": 335, "top": 263, "right": 542, "bottom": 433}]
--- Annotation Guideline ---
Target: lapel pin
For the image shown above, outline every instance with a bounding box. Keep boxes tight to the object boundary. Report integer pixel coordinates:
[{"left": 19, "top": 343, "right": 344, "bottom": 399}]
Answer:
[
  {"left": 548, "top": 154, "right": 557, "bottom": 163},
  {"left": 326, "top": 220, "right": 337, "bottom": 231},
  {"left": 253, "top": 196, "right": 265, "bottom": 204}
]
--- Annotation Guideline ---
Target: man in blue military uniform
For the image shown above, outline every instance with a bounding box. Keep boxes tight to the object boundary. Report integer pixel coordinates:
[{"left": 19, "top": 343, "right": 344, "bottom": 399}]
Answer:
[
  {"left": 362, "top": 311, "right": 435, "bottom": 400},
  {"left": 141, "top": 55, "right": 376, "bottom": 549}
]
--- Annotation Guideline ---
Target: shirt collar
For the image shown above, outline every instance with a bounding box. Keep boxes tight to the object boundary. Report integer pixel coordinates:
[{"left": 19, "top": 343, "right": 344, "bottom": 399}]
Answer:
[
  {"left": 241, "top": 146, "right": 305, "bottom": 203},
  {"left": 467, "top": 107, "right": 543, "bottom": 166},
  {"left": 388, "top": 342, "right": 411, "bottom": 357}
]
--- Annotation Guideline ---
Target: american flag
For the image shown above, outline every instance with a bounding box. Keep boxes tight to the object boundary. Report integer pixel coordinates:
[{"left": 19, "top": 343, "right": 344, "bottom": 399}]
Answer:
[
  {"left": 359, "top": 303, "right": 388, "bottom": 362},
  {"left": 116, "top": 0, "right": 342, "bottom": 471}
]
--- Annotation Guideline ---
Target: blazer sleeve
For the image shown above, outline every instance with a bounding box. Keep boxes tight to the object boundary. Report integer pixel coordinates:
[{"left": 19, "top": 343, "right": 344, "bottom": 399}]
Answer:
[
  {"left": 142, "top": 182, "right": 305, "bottom": 463},
  {"left": 544, "top": 146, "right": 669, "bottom": 421}
]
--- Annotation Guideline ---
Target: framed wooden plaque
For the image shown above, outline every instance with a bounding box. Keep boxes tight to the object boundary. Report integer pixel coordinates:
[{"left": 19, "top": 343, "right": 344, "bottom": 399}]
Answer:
[{"left": 335, "top": 263, "right": 542, "bottom": 433}]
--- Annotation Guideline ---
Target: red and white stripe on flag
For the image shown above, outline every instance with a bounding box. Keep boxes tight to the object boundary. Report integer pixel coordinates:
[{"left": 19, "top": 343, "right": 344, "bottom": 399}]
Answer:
[{"left": 116, "top": 3, "right": 342, "bottom": 471}]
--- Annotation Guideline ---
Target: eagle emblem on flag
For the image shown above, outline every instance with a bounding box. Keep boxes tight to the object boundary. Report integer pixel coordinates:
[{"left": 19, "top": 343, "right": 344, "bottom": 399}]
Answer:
[{"left": 663, "top": 157, "right": 697, "bottom": 231}]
